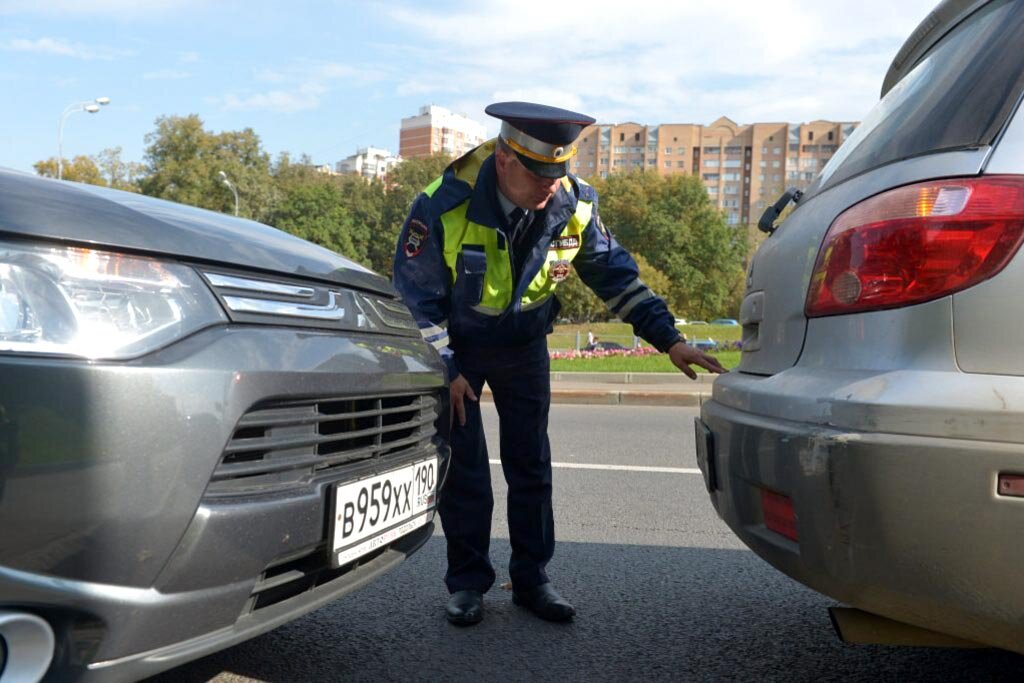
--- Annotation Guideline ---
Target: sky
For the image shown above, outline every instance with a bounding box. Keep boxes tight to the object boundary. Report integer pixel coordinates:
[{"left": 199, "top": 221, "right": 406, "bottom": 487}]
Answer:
[{"left": 0, "top": 0, "right": 939, "bottom": 174}]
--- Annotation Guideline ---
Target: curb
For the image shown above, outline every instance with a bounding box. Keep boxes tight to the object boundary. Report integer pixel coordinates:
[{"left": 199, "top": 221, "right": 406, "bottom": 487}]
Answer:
[{"left": 550, "top": 372, "right": 717, "bottom": 385}]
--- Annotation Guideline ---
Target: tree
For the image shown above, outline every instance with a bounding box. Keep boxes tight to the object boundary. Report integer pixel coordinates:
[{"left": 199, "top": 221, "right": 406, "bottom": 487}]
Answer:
[
  {"left": 555, "top": 252, "right": 673, "bottom": 323},
  {"left": 94, "top": 147, "right": 143, "bottom": 192},
  {"left": 590, "top": 171, "right": 746, "bottom": 319},
  {"left": 33, "top": 156, "right": 104, "bottom": 185},
  {"left": 268, "top": 181, "right": 357, "bottom": 258},
  {"left": 269, "top": 153, "right": 382, "bottom": 267},
  {"left": 35, "top": 149, "right": 142, "bottom": 193},
  {"left": 139, "top": 114, "right": 276, "bottom": 221}
]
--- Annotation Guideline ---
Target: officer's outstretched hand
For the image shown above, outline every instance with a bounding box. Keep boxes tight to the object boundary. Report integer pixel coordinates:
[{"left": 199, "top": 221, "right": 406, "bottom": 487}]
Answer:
[
  {"left": 450, "top": 374, "right": 478, "bottom": 427},
  {"left": 668, "top": 341, "right": 727, "bottom": 380}
]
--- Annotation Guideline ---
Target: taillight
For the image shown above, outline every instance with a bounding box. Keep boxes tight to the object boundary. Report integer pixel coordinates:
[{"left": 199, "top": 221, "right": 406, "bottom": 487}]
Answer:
[{"left": 806, "top": 176, "right": 1024, "bottom": 317}]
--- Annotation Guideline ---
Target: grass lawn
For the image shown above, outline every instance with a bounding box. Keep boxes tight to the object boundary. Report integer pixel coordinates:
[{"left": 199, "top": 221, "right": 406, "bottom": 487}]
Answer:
[{"left": 550, "top": 350, "right": 741, "bottom": 373}]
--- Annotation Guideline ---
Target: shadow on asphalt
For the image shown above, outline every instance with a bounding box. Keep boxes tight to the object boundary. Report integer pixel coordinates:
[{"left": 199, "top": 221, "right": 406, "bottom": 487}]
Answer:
[{"left": 147, "top": 537, "right": 1024, "bottom": 682}]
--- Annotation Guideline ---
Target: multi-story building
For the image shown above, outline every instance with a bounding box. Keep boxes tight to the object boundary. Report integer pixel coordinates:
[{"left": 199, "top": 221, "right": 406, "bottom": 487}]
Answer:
[
  {"left": 399, "top": 105, "right": 487, "bottom": 159},
  {"left": 572, "top": 117, "right": 857, "bottom": 228},
  {"left": 336, "top": 146, "right": 401, "bottom": 181}
]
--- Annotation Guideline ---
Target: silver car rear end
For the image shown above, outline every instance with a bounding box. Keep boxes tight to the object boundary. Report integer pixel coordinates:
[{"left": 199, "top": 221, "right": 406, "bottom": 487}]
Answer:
[{"left": 700, "top": 0, "right": 1024, "bottom": 652}]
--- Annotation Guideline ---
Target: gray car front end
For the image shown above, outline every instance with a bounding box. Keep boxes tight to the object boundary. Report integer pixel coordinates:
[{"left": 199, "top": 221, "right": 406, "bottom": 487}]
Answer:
[
  {"left": 0, "top": 171, "right": 449, "bottom": 681},
  {"left": 699, "top": 0, "right": 1024, "bottom": 653}
]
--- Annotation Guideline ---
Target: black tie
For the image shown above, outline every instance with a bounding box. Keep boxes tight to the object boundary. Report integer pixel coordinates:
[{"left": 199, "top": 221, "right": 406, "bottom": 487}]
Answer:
[{"left": 508, "top": 208, "right": 530, "bottom": 240}]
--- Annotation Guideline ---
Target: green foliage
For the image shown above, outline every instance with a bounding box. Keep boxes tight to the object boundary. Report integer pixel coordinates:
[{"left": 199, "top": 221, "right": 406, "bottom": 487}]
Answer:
[
  {"left": 589, "top": 171, "right": 747, "bottom": 319},
  {"left": 549, "top": 350, "right": 740, "bottom": 373},
  {"left": 139, "top": 114, "right": 276, "bottom": 222},
  {"left": 93, "top": 147, "right": 144, "bottom": 192},
  {"left": 554, "top": 269, "right": 607, "bottom": 323},
  {"left": 33, "top": 155, "right": 104, "bottom": 185},
  {"left": 266, "top": 181, "right": 357, "bottom": 257},
  {"left": 555, "top": 252, "right": 671, "bottom": 323}
]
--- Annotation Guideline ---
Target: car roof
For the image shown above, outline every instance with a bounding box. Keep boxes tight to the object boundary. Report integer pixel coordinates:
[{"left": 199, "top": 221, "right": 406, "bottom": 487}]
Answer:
[{"left": 882, "top": 0, "right": 992, "bottom": 97}]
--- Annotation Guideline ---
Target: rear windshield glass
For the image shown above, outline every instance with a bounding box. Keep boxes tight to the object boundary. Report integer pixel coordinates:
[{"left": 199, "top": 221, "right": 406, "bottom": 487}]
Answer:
[{"left": 815, "top": 0, "right": 1024, "bottom": 193}]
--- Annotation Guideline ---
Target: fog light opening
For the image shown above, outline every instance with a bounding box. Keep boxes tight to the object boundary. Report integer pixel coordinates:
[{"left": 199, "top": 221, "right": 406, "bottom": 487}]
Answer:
[
  {"left": 0, "top": 610, "right": 55, "bottom": 682},
  {"left": 997, "top": 473, "right": 1024, "bottom": 498},
  {"left": 761, "top": 488, "right": 798, "bottom": 542}
]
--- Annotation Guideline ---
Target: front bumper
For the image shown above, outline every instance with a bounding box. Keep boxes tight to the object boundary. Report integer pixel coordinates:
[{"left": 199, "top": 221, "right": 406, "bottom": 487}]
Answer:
[
  {"left": 0, "top": 324, "right": 449, "bottom": 681},
  {"left": 700, "top": 372, "right": 1024, "bottom": 654}
]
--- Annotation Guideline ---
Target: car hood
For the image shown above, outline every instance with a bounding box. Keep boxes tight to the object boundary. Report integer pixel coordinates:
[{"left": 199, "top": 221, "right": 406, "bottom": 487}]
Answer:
[{"left": 0, "top": 168, "right": 395, "bottom": 297}]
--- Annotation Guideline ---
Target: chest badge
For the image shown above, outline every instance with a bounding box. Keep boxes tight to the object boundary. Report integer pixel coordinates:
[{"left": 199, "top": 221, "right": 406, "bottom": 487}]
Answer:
[{"left": 549, "top": 259, "right": 571, "bottom": 283}]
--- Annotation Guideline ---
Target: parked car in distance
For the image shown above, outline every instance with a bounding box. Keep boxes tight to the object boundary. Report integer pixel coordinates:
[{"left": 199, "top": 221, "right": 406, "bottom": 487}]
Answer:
[
  {"left": 697, "top": 0, "right": 1024, "bottom": 654},
  {"left": 687, "top": 338, "right": 717, "bottom": 351},
  {"left": 710, "top": 318, "right": 739, "bottom": 326},
  {"left": 674, "top": 317, "right": 688, "bottom": 325},
  {"left": 0, "top": 169, "right": 450, "bottom": 682},
  {"left": 687, "top": 320, "right": 708, "bottom": 326},
  {"left": 583, "top": 340, "right": 629, "bottom": 351}
]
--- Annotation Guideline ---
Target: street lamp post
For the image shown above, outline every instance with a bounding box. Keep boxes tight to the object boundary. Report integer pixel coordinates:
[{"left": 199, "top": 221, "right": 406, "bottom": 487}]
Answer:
[
  {"left": 218, "top": 171, "right": 240, "bottom": 217},
  {"left": 57, "top": 97, "right": 110, "bottom": 180}
]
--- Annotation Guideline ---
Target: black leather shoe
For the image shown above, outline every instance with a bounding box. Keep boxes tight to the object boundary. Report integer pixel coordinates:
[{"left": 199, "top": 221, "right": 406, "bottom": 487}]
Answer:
[
  {"left": 446, "top": 590, "right": 484, "bottom": 626},
  {"left": 512, "top": 583, "right": 575, "bottom": 622}
]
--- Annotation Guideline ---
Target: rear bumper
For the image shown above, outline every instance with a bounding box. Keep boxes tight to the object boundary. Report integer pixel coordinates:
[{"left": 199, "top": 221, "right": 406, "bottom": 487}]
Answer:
[{"left": 700, "top": 375, "right": 1024, "bottom": 653}]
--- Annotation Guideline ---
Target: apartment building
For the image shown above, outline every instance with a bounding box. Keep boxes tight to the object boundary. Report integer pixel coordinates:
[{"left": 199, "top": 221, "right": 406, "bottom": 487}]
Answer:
[
  {"left": 571, "top": 117, "right": 857, "bottom": 227},
  {"left": 399, "top": 105, "right": 487, "bottom": 159},
  {"left": 336, "top": 146, "right": 401, "bottom": 181}
]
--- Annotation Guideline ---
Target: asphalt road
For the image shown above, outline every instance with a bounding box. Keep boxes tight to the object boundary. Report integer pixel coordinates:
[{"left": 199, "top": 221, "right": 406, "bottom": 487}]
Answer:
[{"left": 149, "top": 405, "right": 1024, "bottom": 682}]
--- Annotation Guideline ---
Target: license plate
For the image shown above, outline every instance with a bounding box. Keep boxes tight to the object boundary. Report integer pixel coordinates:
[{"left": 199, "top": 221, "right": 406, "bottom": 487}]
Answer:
[{"left": 330, "top": 457, "right": 438, "bottom": 567}]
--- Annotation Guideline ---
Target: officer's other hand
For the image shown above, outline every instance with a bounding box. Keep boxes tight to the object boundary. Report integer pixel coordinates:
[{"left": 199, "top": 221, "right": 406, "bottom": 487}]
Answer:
[
  {"left": 668, "top": 341, "right": 726, "bottom": 380},
  {"left": 450, "top": 374, "right": 478, "bottom": 427}
]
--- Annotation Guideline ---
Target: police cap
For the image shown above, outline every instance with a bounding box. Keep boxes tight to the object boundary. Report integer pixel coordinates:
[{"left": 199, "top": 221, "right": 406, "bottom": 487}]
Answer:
[{"left": 485, "top": 101, "right": 596, "bottom": 178}]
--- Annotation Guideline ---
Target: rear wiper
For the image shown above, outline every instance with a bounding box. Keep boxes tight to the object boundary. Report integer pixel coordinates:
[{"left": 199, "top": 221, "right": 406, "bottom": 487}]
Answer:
[{"left": 758, "top": 187, "right": 804, "bottom": 235}]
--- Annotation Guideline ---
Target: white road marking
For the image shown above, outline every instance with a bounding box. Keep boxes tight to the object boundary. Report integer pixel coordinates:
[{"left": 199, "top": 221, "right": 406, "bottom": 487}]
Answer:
[{"left": 488, "top": 460, "right": 700, "bottom": 474}]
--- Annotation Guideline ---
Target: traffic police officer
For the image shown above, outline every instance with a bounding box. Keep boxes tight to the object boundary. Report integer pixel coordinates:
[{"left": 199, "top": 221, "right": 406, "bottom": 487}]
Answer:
[{"left": 393, "top": 102, "right": 725, "bottom": 626}]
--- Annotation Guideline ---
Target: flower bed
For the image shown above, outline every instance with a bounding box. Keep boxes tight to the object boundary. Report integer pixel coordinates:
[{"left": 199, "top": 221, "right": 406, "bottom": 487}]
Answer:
[{"left": 549, "top": 340, "right": 741, "bottom": 360}]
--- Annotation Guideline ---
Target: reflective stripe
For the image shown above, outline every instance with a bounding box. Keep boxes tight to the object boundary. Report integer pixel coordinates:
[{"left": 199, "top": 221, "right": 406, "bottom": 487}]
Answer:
[
  {"left": 617, "top": 288, "right": 654, "bottom": 319},
  {"left": 424, "top": 330, "right": 448, "bottom": 344},
  {"left": 470, "top": 304, "right": 504, "bottom": 316},
  {"left": 604, "top": 278, "right": 644, "bottom": 310},
  {"left": 419, "top": 323, "right": 446, "bottom": 339},
  {"left": 520, "top": 297, "right": 552, "bottom": 311},
  {"left": 431, "top": 337, "right": 449, "bottom": 350},
  {"left": 500, "top": 123, "right": 577, "bottom": 162}
]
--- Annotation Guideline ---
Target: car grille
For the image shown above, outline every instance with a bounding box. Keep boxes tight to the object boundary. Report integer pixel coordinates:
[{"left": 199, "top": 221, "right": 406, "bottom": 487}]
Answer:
[{"left": 206, "top": 391, "right": 440, "bottom": 497}]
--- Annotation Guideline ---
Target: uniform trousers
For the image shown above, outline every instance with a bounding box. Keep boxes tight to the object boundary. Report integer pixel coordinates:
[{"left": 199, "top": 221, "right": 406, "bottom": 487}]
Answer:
[{"left": 439, "top": 337, "right": 554, "bottom": 594}]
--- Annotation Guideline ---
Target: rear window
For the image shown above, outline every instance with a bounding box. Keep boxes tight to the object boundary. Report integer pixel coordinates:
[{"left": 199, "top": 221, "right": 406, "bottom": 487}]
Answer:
[{"left": 815, "top": 0, "right": 1024, "bottom": 193}]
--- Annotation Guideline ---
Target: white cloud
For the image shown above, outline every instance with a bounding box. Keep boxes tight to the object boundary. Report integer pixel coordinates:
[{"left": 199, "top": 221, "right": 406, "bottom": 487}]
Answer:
[
  {"left": 1, "top": 37, "right": 132, "bottom": 60},
  {"left": 178, "top": 51, "right": 200, "bottom": 63},
  {"left": 235, "top": 61, "right": 388, "bottom": 113},
  {"left": 143, "top": 68, "right": 191, "bottom": 80},
  {"left": 385, "top": 0, "right": 937, "bottom": 125},
  {"left": 215, "top": 83, "right": 328, "bottom": 113}
]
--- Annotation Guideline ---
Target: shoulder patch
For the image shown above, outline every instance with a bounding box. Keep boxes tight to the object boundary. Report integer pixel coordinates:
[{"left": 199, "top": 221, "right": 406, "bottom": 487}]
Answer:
[{"left": 403, "top": 219, "right": 430, "bottom": 258}]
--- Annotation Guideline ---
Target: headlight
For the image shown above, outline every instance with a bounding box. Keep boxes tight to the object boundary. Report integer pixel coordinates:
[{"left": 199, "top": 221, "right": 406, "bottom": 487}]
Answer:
[{"left": 0, "top": 240, "right": 226, "bottom": 359}]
